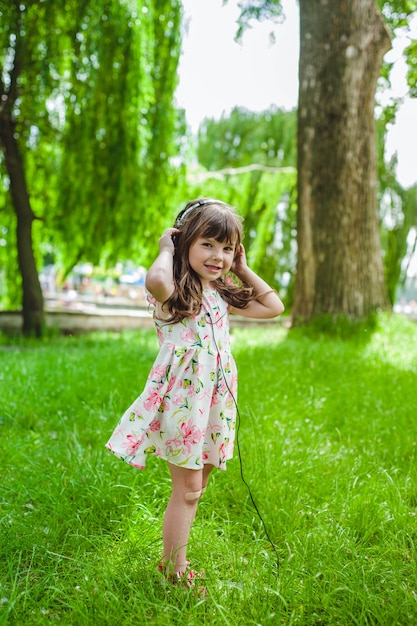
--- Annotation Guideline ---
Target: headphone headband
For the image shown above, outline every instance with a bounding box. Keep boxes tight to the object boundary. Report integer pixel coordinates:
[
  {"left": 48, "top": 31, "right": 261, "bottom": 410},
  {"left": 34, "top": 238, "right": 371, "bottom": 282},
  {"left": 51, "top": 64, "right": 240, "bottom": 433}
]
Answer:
[{"left": 176, "top": 198, "right": 227, "bottom": 226}]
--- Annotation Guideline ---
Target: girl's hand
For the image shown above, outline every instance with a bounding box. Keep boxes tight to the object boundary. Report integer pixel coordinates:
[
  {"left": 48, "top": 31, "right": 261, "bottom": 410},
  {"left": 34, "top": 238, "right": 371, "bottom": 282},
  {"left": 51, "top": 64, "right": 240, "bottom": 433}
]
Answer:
[
  {"left": 146, "top": 228, "right": 179, "bottom": 302},
  {"left": 231, "top": 243, "right": 249, "bottom": 276},
  {"left": 159, "top": 228, "right": 179, "bottom": 255}
]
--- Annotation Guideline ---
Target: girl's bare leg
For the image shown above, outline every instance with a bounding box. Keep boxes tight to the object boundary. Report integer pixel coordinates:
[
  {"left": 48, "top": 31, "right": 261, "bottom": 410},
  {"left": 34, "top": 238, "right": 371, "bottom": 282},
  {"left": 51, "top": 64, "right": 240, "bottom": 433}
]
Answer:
[
  {"left": 202, "top": 462, "right": 214, "bottom": 493},
  {"left": 161, "top": 463, "right": 214, "bottom": 574}
]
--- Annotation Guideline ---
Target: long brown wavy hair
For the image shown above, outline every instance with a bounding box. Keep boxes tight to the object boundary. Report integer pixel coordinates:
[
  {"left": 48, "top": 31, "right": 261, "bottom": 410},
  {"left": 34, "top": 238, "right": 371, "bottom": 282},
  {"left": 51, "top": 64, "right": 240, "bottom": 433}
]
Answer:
[{"left": 163, "top": 198, "right": 255, "bottom": 323}]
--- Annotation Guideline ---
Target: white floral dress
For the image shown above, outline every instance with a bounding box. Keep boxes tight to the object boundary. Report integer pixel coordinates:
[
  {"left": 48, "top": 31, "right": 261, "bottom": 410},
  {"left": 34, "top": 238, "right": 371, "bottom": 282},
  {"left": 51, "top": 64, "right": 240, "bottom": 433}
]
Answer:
[{"left": 105, "top": 290, "right": 237, "bottom": 470}]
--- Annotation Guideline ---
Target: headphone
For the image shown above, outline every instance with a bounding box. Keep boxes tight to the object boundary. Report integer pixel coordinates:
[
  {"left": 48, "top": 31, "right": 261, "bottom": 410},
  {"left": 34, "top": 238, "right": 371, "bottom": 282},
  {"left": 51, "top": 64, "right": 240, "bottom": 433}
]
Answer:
[{"left": 174, "top": 198, "right": 229, "bottom": 229}]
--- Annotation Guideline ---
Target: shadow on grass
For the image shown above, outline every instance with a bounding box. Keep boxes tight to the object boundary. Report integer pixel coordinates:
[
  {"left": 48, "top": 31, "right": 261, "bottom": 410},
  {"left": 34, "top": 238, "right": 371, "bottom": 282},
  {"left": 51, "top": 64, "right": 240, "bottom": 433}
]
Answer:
[{"left": 289, "top": 311, "right": 384, "bottom": 343}]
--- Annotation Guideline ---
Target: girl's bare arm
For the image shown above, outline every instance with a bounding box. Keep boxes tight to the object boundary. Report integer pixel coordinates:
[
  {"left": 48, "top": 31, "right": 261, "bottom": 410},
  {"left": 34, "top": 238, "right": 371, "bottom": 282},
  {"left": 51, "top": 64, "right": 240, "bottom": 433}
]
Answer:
[{"left": 145, "top": 228, "right": 179, "bottom": 303}]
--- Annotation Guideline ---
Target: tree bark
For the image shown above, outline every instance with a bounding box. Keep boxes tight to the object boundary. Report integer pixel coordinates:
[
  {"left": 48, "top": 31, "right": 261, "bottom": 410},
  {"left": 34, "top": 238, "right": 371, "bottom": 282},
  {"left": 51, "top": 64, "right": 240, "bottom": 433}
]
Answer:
[
  {"left": 0, "top": 114, "right": 45, "bottom": 336},
  {"left": 293, "top": 0, "right": 391, "bottom": 323}
]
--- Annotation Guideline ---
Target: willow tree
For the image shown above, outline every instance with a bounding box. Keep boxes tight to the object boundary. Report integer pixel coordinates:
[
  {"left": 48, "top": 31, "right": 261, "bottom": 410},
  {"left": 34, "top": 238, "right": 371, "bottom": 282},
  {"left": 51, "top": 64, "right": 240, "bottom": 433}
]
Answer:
[
  {"left": 195, "top": 106, "right": 297, "bottom": 291},
  {"left": 234, "top": 0, "right": 416, "bottom": 323},
  {"left": 0, "top": 0, "right": 182, "bottom": 336}
]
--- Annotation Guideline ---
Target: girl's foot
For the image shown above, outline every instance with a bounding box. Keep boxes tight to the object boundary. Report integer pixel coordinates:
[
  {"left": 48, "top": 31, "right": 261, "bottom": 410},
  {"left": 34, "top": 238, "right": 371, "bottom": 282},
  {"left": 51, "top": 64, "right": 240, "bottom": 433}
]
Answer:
[{"left": 157, "top": 561, "right": 207, "bottom": 596}]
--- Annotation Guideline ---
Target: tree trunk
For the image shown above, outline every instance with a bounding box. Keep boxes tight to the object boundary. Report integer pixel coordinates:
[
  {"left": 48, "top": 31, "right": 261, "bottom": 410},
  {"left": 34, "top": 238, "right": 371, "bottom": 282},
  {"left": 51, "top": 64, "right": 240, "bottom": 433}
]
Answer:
[
  {"left": 293, "top": 0, "right": 391, "bottom": 324},
  {"left": 0, "top": 115, "right": 45, "bottom": 336}
]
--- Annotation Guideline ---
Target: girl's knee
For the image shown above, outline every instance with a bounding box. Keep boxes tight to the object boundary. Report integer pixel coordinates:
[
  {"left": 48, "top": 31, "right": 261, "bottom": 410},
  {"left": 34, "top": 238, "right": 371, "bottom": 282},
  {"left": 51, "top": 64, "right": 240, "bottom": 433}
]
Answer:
[
  {"left": 184, "top": 489, "right": 202, "bottom": 502},
  {"left": 183, "top": 472, "right": 203, "bottom": 502},
  {"left": 169, "top": 464, "right": 203, "bottom": 502}
]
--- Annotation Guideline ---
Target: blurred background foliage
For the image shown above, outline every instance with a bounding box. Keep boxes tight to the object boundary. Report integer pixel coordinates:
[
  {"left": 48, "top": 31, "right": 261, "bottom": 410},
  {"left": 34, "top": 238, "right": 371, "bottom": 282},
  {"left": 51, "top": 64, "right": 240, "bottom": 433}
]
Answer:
[{"left": 0, "top": 0, "right": 416, "bottom": 315}]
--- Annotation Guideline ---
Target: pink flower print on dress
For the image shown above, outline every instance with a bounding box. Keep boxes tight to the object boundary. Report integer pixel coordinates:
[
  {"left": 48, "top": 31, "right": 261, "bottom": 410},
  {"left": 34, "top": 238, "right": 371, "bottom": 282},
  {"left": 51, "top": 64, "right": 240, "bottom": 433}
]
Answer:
[
  {"left": 218, "top": 441, "right": 228, "bottom": 464},
  {"left": 165, "top": 437, "right": 182, "bottom": 456},
  {"left": 106, "top": 288, "right": 236, "bottom": 471},
  {"left": 186, "top": 383, "right": 197, "bottom": 397},
  {"left": 199, "top": 388, "right": 212, "bottom": 402},
  {"left": 180, "top": 328, "right": 197, "bottom": 344},
  {"left": 206, "top": 292, "right": 218, "bottom": 305},
  {"left": 210, "top": 392, "right": 221, "bottom": 407},
  {"left": 178, "top": 419, "right": 202, "bottom": 454},
  {"left": 149, "top": 364, "right": 167, "bottom": 382},
  {"left": 143, "top": 388, "right": 163, "bottom": 412},
  {"left": 172, "top": 393, "right": 185, "bottom": 406},
  {"left": 149, "top": 418, "right": 161, "bottom": 432},
  {"left": 166, "top": 375, "right": 177, "bottom": 393},
  {"left": 207, "top": 421, "right": 222, "bottom": 442},
  {"left": 123, "top": 433, "right": 144, "bottom": 455},
  {"left": 213, "top": 311, "right": 223, "bottom": 328}
]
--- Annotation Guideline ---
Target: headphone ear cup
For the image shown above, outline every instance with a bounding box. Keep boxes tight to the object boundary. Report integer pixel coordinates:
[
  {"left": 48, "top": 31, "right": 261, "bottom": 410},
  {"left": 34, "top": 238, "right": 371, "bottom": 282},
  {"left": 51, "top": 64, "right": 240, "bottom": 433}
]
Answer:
[
  {"left": 174, "top": 208, "right": 187, "bottom": 228},
  {"left": 172, "top": 230, "right": 180, "bottom": 248}
]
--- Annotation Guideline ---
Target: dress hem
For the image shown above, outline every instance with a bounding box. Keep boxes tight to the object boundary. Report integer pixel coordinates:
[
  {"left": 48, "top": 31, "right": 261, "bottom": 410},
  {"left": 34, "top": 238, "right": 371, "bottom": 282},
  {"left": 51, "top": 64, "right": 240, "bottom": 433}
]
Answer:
[{"left": 105, "top": 443, "right": 230, "bottom": 471}]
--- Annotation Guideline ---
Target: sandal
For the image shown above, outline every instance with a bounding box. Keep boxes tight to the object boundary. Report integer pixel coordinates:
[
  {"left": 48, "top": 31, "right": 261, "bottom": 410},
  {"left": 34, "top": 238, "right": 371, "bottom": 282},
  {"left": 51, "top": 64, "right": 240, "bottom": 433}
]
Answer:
[
  {"left": 170, "top": 570, "right": 208, "bottom": 597},
  {"left": 157, "top": 562, "right": 207, "bottom": 596}
]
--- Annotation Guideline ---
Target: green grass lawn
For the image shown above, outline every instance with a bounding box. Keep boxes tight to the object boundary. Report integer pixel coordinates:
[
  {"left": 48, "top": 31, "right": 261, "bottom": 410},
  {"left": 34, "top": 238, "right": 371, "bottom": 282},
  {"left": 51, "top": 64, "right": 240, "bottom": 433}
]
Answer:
[{"left": 1, "top": 314, "right": 416, "bottom": 625}]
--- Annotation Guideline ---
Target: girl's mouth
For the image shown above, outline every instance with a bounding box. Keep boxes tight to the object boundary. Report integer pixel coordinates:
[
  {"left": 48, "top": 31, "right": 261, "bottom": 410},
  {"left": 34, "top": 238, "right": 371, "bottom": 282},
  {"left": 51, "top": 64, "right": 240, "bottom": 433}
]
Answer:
[{"left": 205, "top": 264, "right": 221, "bottom": 273}]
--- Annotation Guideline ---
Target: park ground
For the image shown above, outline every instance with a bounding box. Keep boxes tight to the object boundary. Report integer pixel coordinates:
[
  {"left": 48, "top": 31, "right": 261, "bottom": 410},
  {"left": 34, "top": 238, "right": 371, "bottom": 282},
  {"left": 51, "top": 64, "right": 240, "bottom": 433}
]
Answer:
[{"left": 1, "top": 313, "right": 417, "bottom": 624}]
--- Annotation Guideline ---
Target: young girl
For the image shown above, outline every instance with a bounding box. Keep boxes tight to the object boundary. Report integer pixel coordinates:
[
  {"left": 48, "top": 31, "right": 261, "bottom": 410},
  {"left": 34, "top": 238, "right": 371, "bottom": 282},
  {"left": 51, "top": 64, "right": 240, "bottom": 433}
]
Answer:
[{"left": 106, "top": 198, "right": 284, "bottom": 588}]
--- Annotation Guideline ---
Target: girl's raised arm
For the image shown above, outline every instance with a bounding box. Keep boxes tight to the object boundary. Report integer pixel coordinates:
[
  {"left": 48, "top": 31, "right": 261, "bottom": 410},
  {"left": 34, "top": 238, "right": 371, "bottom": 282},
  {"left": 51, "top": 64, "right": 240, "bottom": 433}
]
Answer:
[
  {"left": 145, "top": 228, "right": 179, "bottom": 304},
  {"left": 230, "top": 244, "right": 285, "bottom": 319}
]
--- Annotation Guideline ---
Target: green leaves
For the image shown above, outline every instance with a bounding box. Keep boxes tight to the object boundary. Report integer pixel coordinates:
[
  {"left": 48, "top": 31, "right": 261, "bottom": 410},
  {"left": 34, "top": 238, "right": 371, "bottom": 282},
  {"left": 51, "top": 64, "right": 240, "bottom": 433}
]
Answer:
[
  {"left": 404, "top": 38, "right": 417, "bottom": 96},
  {"left": 193, "top": 106, "right": 297, "bottom": 295},
  {"left": 55, "top": 0, "right": 183, "bottom": 267},
  {"left": 198, "top": 105, "right": 296, "bottom": 172},
  {"left": 0, "top": 0, "right": 183, "bottom": 309},
  {"left": 225, "top": 0, "right": 284, "bottom": 41}
]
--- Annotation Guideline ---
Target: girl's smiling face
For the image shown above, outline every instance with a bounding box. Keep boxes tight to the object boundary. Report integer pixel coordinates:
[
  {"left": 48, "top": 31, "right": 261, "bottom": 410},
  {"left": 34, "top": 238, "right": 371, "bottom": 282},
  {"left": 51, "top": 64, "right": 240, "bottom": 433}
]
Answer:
[{"left": 188, "top": 237, "right": 236, "bottom": 288}]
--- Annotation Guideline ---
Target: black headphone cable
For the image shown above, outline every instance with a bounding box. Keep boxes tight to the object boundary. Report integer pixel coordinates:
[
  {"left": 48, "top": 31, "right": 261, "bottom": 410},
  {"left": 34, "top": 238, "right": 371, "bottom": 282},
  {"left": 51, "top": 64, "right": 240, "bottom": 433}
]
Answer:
[{"left": 206, "top": 311, "right": 280, "bottom": 570}]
